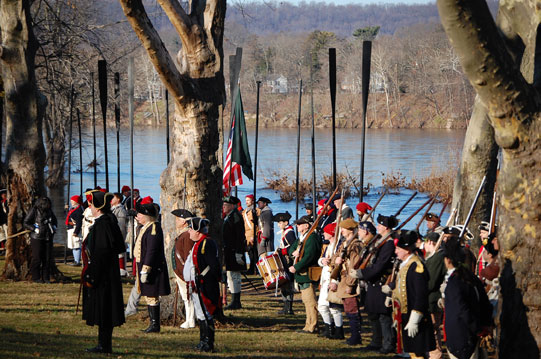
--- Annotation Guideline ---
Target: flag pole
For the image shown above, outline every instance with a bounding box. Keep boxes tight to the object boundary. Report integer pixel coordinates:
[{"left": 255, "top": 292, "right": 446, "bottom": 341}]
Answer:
[
  {"left": 98, "top": 60, "right": 109, "bottom": 190},
  {"left": 310, "top": 64, "right": 317, "bottom": 212},
  {"left": 91, "top": 72, "right": 97, "bottom": 188},
  {"left": 253, "top": 81, "right": 261, "bottom": 201},
  {"left": 77, "top": 109, "right": 83, "bottom": 195},
  {"left": 295, "top": 80, "right": 303, "bottom": 220},
  {"left": 114, "top": 72, "right": 121, "bottom": 193},
  {"left": 128, "top": 58, "right": 135, "bottom": 260},
  {"left": 359, "top": 41, "right": 372, "bottom": 202},
  {"left": 329, "top": 48, "right": 337, "bottom": 189}
]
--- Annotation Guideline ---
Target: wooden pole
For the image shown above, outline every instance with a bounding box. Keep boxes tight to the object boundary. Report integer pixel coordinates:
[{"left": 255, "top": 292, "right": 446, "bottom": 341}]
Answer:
[
  {"left": 91, "top": 73, "right": 97, "bottom": 188},
  {"left": 77, "top": 109, "right": 83, "bottom": 195},
  {"left": 114, "top": 72, "right": 121, "bottom": 193},
  {"left": 310, "top": 65, "right": 317, "bottom": 211},
  {"left": 295, "top": 80, "right": 303, "bottom": 220},
  {"left": 165, "top": 89, "right": 170, "bottom": 164},
  {"left": 329, "top": 48, "right": 337, "bottom": 189},
  {"left": 98, "top": 60, "right": 109, "bottom": 190},
  {"left": 359, "top": 41, "right": 372, "bottom": 202},
  {"left": 128, "top": 58, "right": 135, "bottom": 260}
]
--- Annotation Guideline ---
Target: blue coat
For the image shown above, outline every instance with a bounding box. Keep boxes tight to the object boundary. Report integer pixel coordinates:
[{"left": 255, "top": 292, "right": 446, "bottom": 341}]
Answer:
[{"left": 361, "top": 238, "right": 395, "bottom": 314}]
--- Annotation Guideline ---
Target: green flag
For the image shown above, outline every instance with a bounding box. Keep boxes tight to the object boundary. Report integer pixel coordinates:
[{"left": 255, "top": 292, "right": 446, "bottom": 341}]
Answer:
[{"left": 230, "top": 87, "right": 253, "bottom": 180}]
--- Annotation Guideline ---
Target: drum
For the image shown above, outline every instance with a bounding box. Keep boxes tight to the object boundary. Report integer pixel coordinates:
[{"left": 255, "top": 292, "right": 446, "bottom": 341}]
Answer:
[{"left": 256, "top": 252, "right": 289, "bottom": 289}]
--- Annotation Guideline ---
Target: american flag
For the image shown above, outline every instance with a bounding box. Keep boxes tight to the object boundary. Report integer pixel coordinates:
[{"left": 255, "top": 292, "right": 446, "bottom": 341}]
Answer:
[{"left": 223, "top": 116, "right": 243, "bottom": 196}]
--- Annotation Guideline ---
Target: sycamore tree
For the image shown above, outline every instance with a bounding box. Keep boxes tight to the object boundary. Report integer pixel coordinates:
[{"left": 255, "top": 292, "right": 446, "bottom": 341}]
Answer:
[
  {"left": 117, "top": 0, "right": 224, "bottom": 248},
  {"left": 438, "top": 0, "right": 541, "bottom": 356}
]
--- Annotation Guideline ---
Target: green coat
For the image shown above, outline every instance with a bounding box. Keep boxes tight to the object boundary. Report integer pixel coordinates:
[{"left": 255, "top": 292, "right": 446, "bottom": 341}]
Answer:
[
  {"left": 425, "top": 250, "right": 446, "bottom": 313},
  {"left": 288, "top": 232, "right": 321, "bottom": 284}
]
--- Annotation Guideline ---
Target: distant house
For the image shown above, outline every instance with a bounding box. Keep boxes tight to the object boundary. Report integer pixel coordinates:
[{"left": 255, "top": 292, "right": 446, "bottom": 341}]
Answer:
[
  {"left": 266, "top": 74, "right": 289, "bottom": 94},
  {"left": 341, "top": 72, "right": 385, "bottom": 94}
]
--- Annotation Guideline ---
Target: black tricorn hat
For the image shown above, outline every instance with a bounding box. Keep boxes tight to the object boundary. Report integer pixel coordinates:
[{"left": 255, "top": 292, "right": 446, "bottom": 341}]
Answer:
[
  {"left": 294, "top": 215, "right": 312, "bottom": 225},
  {"left": 304, "top": 203, "right": 313, "bottom": 210},
  {"left": 172, "top": 209, "right": 194, "bottom": 219},
  {"left": 442, "top": 237, "right": 465, "bottom": 264},
  {"left": 187, "top": 217, "right": 210, "bottom": 232},
  {"left": 256, "top": 196, "right": 272, "bottom": 204},
  {"left": 273, "top": 212, "right": 292, "bottom": 222},
  {"left": 223, "top": 196, "right": 240, "bottom": 205},
  {"left": 87, "top": 190, "right": 113, "bottom": 210},
  {"left": 377, "top": 214, "right": 398, "bottom": 229},
  {"left": 395, "top": 230, "right": 419, "bottom": 250},
  {"left": 359, "top": 221, "right": 377, "bottom": 235},
  {"left": 425, "top": 212, "right": 440, "bottom": 222},
  {"left": 136, "top": 202, "right": 158, "bottom": 217}
]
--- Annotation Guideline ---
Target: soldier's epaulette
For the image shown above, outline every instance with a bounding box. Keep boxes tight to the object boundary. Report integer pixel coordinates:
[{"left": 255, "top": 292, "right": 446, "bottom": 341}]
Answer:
[
  {"left": 415, "top": 261, "right": 424, "bottom": 274},
  {"left": 201, "top": 239, "right": 207, "bottom": 254},
  {"left": 151, "top": 223, "right": 156, "bottom": 235}
]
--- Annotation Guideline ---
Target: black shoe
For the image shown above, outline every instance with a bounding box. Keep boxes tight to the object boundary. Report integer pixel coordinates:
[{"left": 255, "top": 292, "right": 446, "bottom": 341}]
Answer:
[
  {"left": 33, "top": 279, "right": 44, "bottom": 284},
  {"left": 68, "top": 262, "right": 81, "bottom": 266},
  {"left": 361, "top": 343, "right": 381, "bottom": 351},
  {"left": 85, "top": 345, "right": 112, "bottom": 354},
  {"left": 331, "top": 326, "right": 344, "bottom": 340},
  {"left": 225, "top": 293, "right": 242, "bottom": 310},
  {"left": 318, "top": 323, "right": 331, "bottom": 338}
]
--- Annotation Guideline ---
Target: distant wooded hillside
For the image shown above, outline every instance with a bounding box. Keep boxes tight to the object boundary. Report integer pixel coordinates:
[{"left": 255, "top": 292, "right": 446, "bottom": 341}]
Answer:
[{"left": 225, "top": 1, "right": 498, "bottom": 37}]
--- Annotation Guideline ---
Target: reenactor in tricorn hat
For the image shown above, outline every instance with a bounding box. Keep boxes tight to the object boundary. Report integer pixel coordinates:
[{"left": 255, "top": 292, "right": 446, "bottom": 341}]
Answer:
[
  {"left": 222, "top": 196, "right": 246, "bottom": 310},
  {"left": 134, "top": 197, "right": 171, "bottom": 333},
  {"left": 171, "top": 208, "right": 196, "bottom": 329},
  {"left": 425, "top": 212, "right": 443, "bottom": 235},
  {"left": 386, "top": 230, "right": 436, "bottom": 357},
  {"left": 274, "top": 211, "right": 296, "bottom": 315},
  {"left": 332, "top": 192, "right": 354, "bottom": 220},
  {"left": 256, "top": 197, "right": 274, "bottom": 256},
  {"left": 349, "top": 214, "right": 398, "bottom": 354},
  {"left": 185, "top": 217, "right": 221, "bottom": 352}
]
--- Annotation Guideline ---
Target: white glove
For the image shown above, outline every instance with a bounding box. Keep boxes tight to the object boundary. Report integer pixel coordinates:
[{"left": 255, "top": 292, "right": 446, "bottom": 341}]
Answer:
[
  {"left": 384, "top": 296, "right": 393, "bottom": 308},
  {"left": 437, "top": 298, "right": 445, "bottom": 310},
  {"left": 348, "top": 269, "right": 363, "bottom": 279},
  {"left": 235, "top": 253, "right": 245, "bottom": 266},
  {"left": 381, "top": 284, "right": 392, "bottom": 295},
  {"left": 140, "top": 272, "right": 149, "bottom": 283},
  {"left": 34, "top": 227, "right": 40, "bottom": 234},
  {"left": 404, "top": 310, "right": 422, "bottom": 338},
  {"left": 440, "top": 281, "right": 447, "bottom": 294}
]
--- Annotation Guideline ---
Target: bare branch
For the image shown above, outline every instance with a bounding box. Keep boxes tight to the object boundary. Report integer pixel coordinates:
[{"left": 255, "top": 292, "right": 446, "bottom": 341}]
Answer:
[
  {"left": 437, "top": 0, "right": 539, "bottom": 147},
  {"left": 118, "top": 0, "right": 185, "bottom": 98},
  {"left": 156, "top": 0, "right": 193, "bottom": 51}
]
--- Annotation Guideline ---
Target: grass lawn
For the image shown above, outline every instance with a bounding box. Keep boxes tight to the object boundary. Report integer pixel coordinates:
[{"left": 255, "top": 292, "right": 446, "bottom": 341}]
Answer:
[{"left": 0, "top": 255, "right": 393, "bottom": 359}]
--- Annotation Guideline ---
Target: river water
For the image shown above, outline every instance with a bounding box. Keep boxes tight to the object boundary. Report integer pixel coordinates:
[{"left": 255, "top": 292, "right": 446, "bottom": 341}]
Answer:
[{"left": 51, "top": 127, "right": 465, "bottom": 250}]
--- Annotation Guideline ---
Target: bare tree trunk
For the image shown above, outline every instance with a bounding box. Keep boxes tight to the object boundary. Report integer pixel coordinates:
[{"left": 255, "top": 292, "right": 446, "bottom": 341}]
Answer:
[
  {"left": 438, "top": 0, "right": 541, "bottom": 356},
  {"left": 1, "top": 0, "right": 46, "bottom": 280},
  {"left": 118, "top": 0, "right": 225, "bottom": 263}
]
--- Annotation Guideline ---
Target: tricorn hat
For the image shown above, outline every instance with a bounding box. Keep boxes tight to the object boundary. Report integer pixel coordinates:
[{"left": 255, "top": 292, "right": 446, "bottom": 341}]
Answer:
[
  {"left": 478, "top": 221, "right": 493, "bottom": 232},
  {"left": 136, "top": 196, "right": 158, "bottom": 217},
  {"left": 223, "top": 196, "right": 240, "bottom": 205},
  {"left": 294, "top": 215, "right": 312, "bottom": 225},
  {"left": 187, "top": 217, "right": 210, "bottom": 232},
  {"left": 256, "top": 196, "right": 272, "bottom": 204},
  {"left": 304, "top": 203, "right": 313, "bottom": 210},
  {"left": 377, "top": 214, "right": 398, "bottom": 229},
  {"left": 87, "top": 190, "right": 113, "bottom": 210},
  {"left": 172, "top": 209, "right": 194, "bottom": 219},
  {"left": 395, "top": 230, "right": 419, "bottom": 250},
  {"left": 442, "top": 237, "right": 465, "bottom": 264},
  {"left": 273, "top": 212, "right": 292, "bottom": 222},
  {"left": 425, "top": 213, "right": 440, "bottom": 222}
]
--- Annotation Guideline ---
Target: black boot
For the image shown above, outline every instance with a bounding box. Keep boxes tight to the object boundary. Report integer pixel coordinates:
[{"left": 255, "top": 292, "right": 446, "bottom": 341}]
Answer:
[
  {"left": 143, "top": 305, "right": 160, "bottom": 333},
  {"left": 201, "top": 319, "right": 215, "bottom": 352},
  {"left": 225, "top": 292, "right": 241, "bottom": 310},
  {"left": 286, "top": 299, "right": 294, "bottom": 315},
  {"left": 86, "top": 326, "right": 112, "bottom": 353},
  {"left": 277, "top": 300, "right": 288, "bottom": 314},
  {"left": 318, "top": 323, "right": 331, "bottom": 338},
  {"left": 332, "top": 326, "right": 345, "bottom": 339},
  {"left": 345, "top": 313, "right": 362, "bottom": 345},
  {"left": 196, "top": 320, "right": 208, "bottom": 350}
]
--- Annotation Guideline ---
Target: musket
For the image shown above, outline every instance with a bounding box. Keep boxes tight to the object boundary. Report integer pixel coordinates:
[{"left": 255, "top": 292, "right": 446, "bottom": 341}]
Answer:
[
  {"left": 183, "top": 172, "right": 187, "bottom": 209},
  {"left": 253, "top": 80, "right": 261, "bottom": 246},
  {"left": 294, "top": 187, "right": 339, "bottom": 265},
  {"left": 310, "top": 65, "right": 317, "bottom": 217},
  {"left": 415, "top": 192, "right": 439, "bottom": 231},
  {"left": 359, "top": 40, "right": 372, "bottom": 202},
  {"left": 242, "top": 272, "right": 260, "bottom": 294},
  {"left": 361, "top": 187, "right": 387, "bottom": 222},
  {"left": 173, "top": 282, "right": 179, "bottom": 326},
  {"left": 357, "top": 196, "right": 433, "bottom": 270},
  {"left": 329, "top": 48, "right": 337, "bottom": 188},
  {"left": 459, "top": 176, "right": 487, "bottom": 241},
  {"left": 98, "top": 60, "right": 109, "bottom": 190},
  {"left": 438, "top": 199, "right": 449, "bottom": 220},
  {"left": 394, "top": 191, "right": 417, "bottom": 217},
  {"left": 433, "top": 207, "right": 457, "bottom": 254},
  {"left": 295, "top": 80, "right": 303, "bottom": 221},
  {"left": 329, "top": 190, "right": 345, "bottom": 280},
  {"left": 489, "top": 191, "right": 497, "bottom": 237}
]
